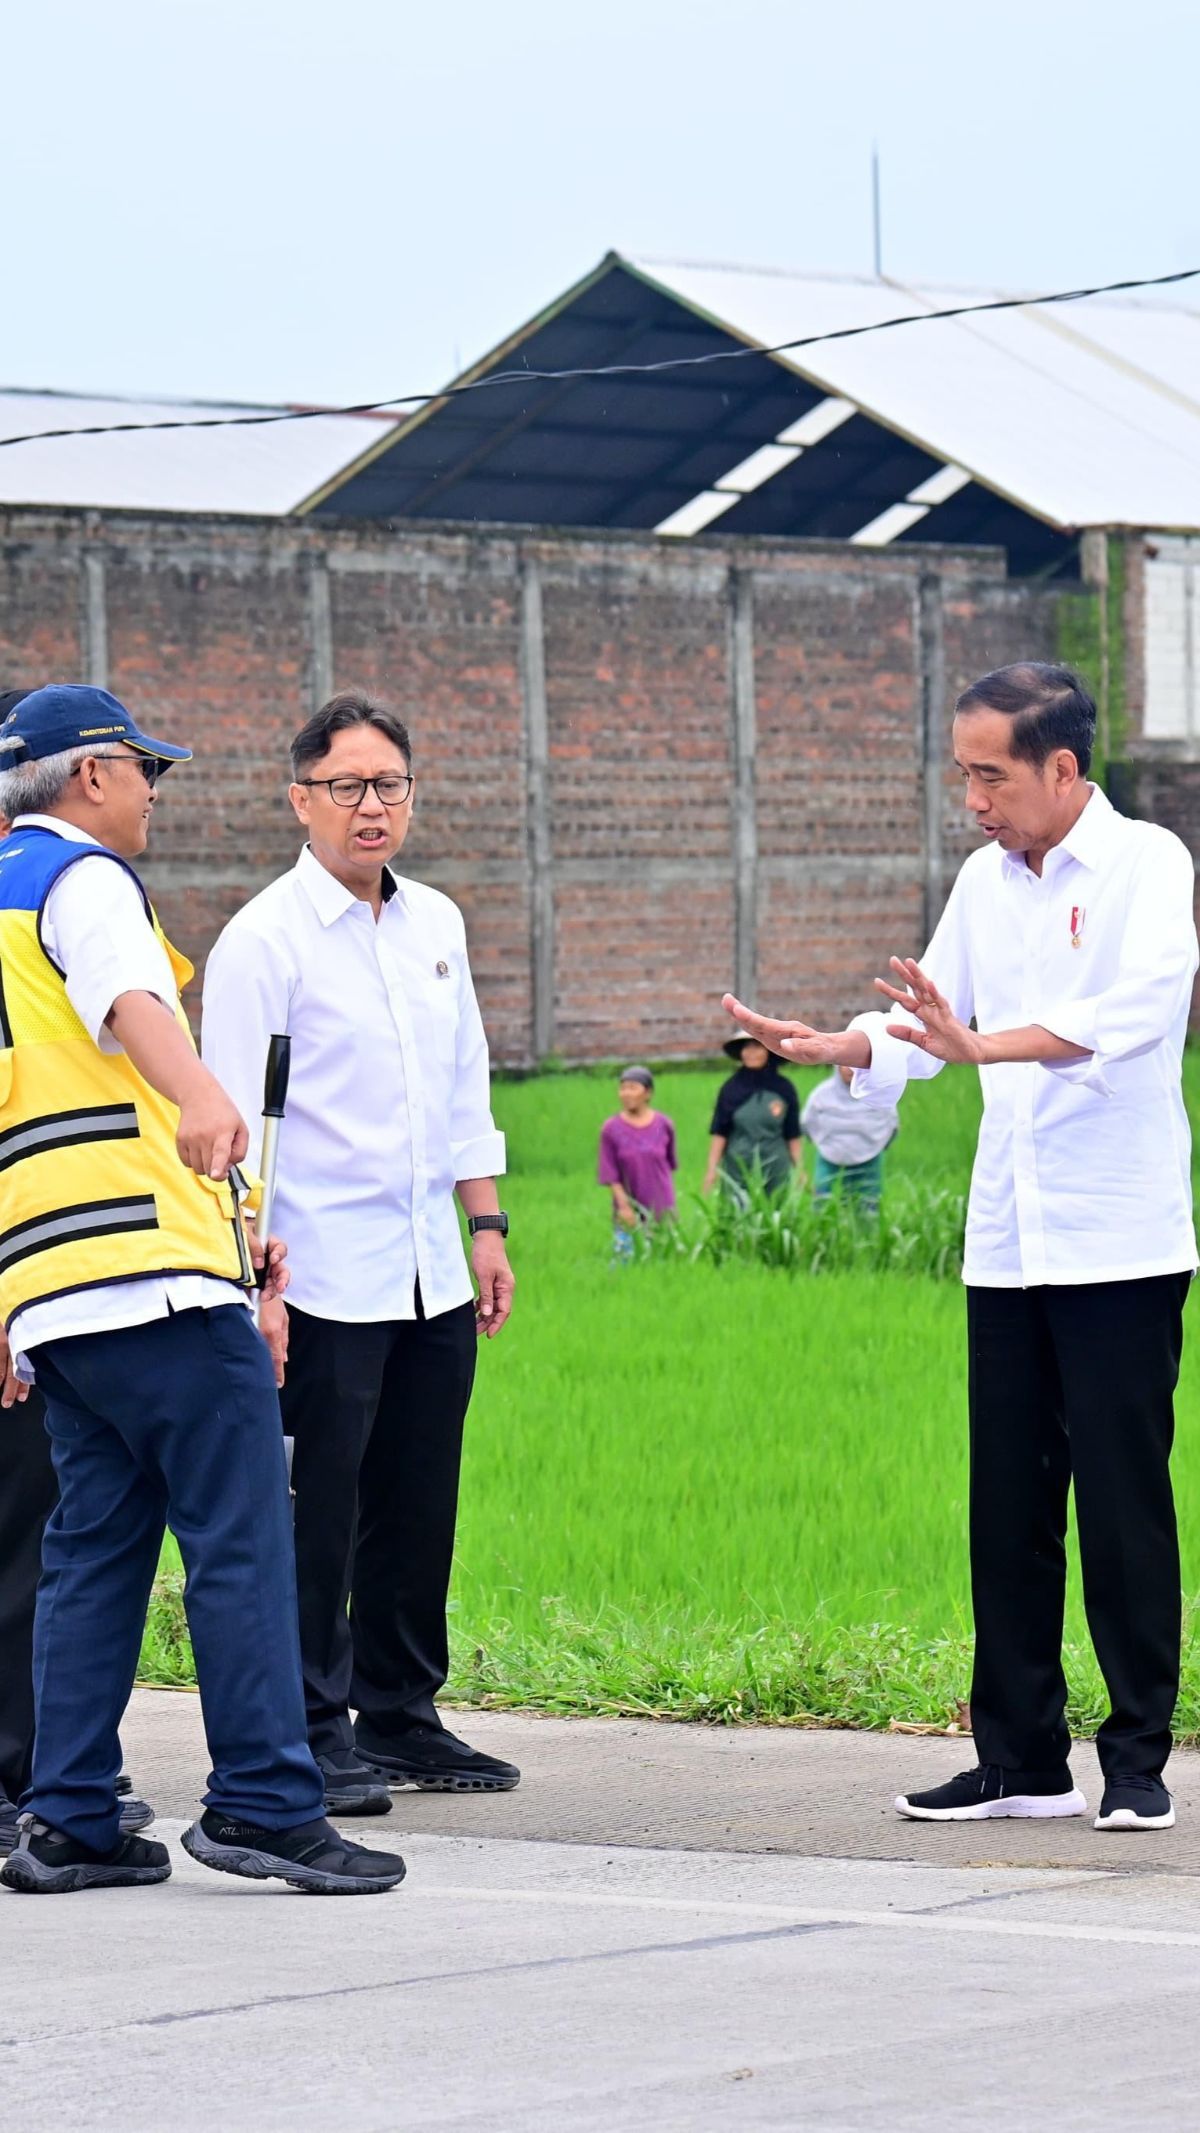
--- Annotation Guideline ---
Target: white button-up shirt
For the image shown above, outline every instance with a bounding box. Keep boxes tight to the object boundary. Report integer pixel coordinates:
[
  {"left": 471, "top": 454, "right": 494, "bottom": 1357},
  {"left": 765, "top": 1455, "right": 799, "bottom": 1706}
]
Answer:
[
  {"left": 7, "top": 814, "right": 247, "bottom": 1377},
  {"left": 851, "top": 786, "right": 1199, "bottom": 1288},
  {"left": 201, "top": 845, "right": 506, "bottom": 1324}
]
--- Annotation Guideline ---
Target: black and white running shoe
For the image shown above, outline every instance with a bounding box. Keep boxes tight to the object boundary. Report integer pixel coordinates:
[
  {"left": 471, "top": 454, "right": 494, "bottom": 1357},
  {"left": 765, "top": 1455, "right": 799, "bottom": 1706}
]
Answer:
[
  {"left": 895, "top": 1762, "right": 1087, "bottom": 1821},
  {"left": 356, "top": 1721, "right": 520, "bottom": 1793},
  {"left": 1094, "top": 1773, "right": 1175, "bottom": 1830},
  {"left": 181, "top": 1809, "right": 406, "bottom": 1893},
  {"left": 0, "top": 1816, "right": 171, "bottom": 1893}
]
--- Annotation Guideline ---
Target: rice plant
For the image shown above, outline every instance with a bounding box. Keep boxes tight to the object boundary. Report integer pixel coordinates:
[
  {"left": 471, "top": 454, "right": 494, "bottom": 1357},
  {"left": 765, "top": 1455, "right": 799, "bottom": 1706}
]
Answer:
[{"left": 640, "top": 1166, "right": 967, "bottom": 1280}]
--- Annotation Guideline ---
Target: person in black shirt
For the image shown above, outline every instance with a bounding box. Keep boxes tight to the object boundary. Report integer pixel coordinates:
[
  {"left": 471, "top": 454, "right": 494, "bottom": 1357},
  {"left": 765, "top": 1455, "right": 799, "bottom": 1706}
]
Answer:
[{"left": 703, "top": 1033, "right": 802, "bottom": 1195}]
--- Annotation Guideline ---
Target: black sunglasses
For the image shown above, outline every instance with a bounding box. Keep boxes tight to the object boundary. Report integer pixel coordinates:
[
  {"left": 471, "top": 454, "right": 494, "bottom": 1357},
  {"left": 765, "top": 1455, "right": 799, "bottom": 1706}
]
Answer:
[{"left": 77, "top": 752, "right": 161, "bottom": 789}]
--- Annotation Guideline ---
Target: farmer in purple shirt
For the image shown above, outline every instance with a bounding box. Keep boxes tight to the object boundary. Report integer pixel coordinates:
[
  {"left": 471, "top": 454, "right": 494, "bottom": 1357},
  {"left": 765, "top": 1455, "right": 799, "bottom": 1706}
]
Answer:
[{"left": 597, "top": 1066, "right": 678, "bottom": 1257}]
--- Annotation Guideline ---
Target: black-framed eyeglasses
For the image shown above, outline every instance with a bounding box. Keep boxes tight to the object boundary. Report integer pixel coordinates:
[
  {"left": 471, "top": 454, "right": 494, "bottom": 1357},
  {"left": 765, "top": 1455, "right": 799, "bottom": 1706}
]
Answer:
[
  {"left": 76, "top": 752, "right": 161, "bottom": 788},
  {"left": 300, "top": 773, "right": 414, "bottom": 808}
]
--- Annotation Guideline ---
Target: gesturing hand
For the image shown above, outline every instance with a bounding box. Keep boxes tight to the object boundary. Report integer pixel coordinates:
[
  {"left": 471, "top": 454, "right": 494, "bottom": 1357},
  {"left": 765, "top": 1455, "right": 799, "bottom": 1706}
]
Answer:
[
  {"left": 176, "top": 1076, "right": 249, "bottom": 1181},
  {"left": 874, "top": 959, "right": 983, "bottom": 1065},
  {"left": 721, "top": 993, "right": 841, "bottom": 1066}
]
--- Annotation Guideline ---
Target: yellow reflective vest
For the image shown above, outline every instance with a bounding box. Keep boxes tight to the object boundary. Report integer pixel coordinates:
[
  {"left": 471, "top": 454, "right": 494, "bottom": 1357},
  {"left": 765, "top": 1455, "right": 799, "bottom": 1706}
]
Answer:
[{"left": 0, "top": 825, "right": 249, "bottom": 1330}]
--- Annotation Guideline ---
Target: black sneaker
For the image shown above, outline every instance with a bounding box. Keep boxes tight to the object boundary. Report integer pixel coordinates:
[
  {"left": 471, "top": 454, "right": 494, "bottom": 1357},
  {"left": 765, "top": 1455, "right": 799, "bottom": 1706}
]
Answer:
[
  {"left": 895, "top": 1763, "right": 1087, "bottom": 1821},
  {"left": 0, "top": 1794, "right": 20, "bottom": 1856},
  {"left": 1094, "top": 1773, "right": 1175, "bottom": 1830},
  {"left": 0, "top": 1789, "right": 155, "bottom": 1852},
  {"left": 181, "top": 1809, "right": 406, "bottom": 1893},
  {"left": 0, "top": 1816, "right": 171, "bottom": 1893},
  {"left": 356, "top": 1721, "right": 520, "bottom": 1793},
  {"left": 315, "top": 1751, "right": 393, "bottom": 1817}
]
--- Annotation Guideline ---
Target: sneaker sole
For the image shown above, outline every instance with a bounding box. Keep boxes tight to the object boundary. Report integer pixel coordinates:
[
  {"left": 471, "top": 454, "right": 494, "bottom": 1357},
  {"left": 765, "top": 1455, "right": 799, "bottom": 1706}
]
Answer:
[
  {"left": 359, "top": 1764, "right": 519, "bottom": 1794},
  {"left": 0, "top": 1853, "right": 171, "bottom": 1893},
  {"left": 895, "top": 1787, "right": 1088, "bottom": 1821},
  {"left": 180, "top": 1821, "right": 406, "bottom": 1894},
  {"left": 1094, "top": 1803, "right": 1176, "bottom": 1830},
  {"left": 322, "top": 1788, "right": 393, "bottom": 1816}
]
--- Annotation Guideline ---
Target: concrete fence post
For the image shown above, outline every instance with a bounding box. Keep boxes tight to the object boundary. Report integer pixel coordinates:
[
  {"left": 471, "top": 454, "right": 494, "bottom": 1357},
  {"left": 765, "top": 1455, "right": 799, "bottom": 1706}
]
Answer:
[
  {"left": 306, "top": 551, "right": 333, "bottom": 713},
  {"left": 81, "top": 549, "right": 108, "bottom": 689},
  {"left": 917, "top": 571, "right": 946, "bottom": 944},
  {"left": 520, "top": 553, "right": 555, "bottom": 1062},
  {"left": 728, "top": 567, "right": 758, "bottom": 1007}
]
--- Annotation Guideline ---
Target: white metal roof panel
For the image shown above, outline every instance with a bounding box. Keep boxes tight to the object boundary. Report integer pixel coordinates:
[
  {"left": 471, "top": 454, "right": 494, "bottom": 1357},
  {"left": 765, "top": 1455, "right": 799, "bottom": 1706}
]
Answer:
[
  {"left": 629, "top": 258, "right": 1200, "bottom": 531},
  {"left": 0, "top": 390, "right": 407, "bottom": 516}
]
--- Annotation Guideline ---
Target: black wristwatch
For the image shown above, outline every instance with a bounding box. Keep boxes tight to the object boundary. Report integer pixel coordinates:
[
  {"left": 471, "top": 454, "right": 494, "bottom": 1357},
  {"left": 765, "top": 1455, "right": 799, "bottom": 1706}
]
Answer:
[{"left": 467, "top": 1212, "right": 509, "bottom": 1238}]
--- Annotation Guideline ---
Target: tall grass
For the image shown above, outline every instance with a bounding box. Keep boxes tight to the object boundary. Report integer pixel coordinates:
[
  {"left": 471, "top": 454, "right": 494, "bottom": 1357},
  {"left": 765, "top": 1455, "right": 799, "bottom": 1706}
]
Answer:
[
  {"left": 643, "top": 1164, "right": 966, "bottom": 1279},
  {"left": 140, "top": 1056, "right": 1200, "bottom": 1736}
]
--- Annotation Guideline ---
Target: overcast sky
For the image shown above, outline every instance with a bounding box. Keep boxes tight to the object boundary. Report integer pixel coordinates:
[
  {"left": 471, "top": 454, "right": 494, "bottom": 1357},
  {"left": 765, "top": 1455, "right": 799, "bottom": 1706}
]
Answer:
[{"left": 8, "top": 0, "right": 1199, "bottom": 408}]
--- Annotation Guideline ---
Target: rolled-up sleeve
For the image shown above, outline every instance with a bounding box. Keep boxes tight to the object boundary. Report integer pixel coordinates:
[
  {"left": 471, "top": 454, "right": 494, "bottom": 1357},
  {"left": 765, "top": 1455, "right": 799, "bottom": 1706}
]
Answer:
[
  {"left": 1039, "top": 833, "right": 1198, "bottom": 1096},
  {"left": 849, "top": 872, "right": 976, "bottom": 1109},
  {"left": 449, "top": 937, "right": 506, "bottom": 1182}
]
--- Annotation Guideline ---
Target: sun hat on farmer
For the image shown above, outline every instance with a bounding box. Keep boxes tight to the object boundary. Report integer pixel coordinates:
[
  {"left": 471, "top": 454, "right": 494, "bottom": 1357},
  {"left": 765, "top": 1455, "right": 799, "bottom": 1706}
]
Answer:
[{"left": 722, "top": 1031, "right": 759, "bottom": 1061}]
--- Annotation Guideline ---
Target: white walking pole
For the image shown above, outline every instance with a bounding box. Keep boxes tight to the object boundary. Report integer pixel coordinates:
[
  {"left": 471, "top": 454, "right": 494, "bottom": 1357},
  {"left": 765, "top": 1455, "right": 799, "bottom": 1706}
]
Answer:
[{"left": 254, "top": 1031, "right": 292, "bottom": 1318}]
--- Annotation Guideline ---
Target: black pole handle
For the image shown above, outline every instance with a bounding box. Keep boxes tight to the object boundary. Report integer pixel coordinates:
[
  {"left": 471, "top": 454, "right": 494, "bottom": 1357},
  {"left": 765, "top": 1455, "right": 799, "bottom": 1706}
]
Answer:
[{"left": 262, "top": 1033, "right": 291, "bottom": 1118}]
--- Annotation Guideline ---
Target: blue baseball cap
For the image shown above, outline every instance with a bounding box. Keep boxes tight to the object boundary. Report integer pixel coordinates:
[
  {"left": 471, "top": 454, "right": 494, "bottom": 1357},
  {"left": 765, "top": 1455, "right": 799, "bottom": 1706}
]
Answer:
[{"left": 0, "top": 684, "right": 192, "bottom": 769}]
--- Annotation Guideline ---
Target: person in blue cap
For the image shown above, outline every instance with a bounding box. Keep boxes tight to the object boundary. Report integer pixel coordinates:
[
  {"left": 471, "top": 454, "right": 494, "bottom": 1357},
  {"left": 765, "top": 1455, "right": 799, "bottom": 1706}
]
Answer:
[
  {"left": 0, "top": 684, "right": 406, "bottom": 1894},
  {"left": 0, "top": 690, "right": 155, "bottom": 1856}
]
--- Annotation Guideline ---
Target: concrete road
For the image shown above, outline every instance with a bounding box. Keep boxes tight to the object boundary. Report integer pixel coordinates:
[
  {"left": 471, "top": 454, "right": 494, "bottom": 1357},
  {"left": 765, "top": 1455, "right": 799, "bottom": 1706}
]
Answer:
[{"left": 4, "top": 1690, "right": 1200, "bottom": 2132}]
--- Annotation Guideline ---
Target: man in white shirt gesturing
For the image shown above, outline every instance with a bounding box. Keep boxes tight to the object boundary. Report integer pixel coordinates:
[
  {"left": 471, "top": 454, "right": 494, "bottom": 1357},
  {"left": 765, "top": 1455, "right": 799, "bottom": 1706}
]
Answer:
[
  {"left": 203, "top": 690, "right": 517, "bottom": 1812},
  {"left": 726, "top": 662, "right": 1198, "bottom": 1834}
]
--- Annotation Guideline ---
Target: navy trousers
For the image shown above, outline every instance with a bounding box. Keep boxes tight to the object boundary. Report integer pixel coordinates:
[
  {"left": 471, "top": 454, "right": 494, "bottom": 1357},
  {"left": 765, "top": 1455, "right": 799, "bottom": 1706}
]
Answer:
[
  {"left": 0, "top": 1387, "right": 57, "bottom": 1805},
  {"left": 26, "top": 1304, "right": 323, "bottom": 1849}
]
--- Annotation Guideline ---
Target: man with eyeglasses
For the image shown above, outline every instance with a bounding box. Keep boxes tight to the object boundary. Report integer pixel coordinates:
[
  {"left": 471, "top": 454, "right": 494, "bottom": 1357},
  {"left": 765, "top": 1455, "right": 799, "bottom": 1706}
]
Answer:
[
  {"left": 202, "top": 688, "right": 518, "bottom": 1808},
  {"left": 0, "top": 683, "right": 405, "bottom": 1894}
]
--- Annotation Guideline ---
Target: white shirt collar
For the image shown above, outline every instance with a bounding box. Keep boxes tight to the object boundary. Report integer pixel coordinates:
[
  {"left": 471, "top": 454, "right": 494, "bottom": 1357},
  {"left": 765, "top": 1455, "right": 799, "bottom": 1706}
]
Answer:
[
  {"left": 1000, "top": 784, "right": 1120, "bottom": 881},
  {"left": 10, "top": 813, "right": 102, "bottom": 847},
  {"left": 294, "top": 842, "right": 405, "bottom": 928}
]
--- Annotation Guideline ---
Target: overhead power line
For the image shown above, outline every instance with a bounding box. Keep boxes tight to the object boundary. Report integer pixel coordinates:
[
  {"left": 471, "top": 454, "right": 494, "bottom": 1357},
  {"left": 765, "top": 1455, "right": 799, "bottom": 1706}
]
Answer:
[{"left": 0, "top": 265, "right": 1197, "bottom": 452}]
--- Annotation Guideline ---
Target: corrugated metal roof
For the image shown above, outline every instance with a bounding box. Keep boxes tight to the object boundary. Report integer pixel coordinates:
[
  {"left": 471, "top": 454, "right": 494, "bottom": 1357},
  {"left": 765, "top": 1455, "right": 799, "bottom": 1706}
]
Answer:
[
  {"left": 629, "top": 258, "right": 1200, "bottom": 531},
  {"left": 0, "top": 388, "right": 406, "bottom": 516}
]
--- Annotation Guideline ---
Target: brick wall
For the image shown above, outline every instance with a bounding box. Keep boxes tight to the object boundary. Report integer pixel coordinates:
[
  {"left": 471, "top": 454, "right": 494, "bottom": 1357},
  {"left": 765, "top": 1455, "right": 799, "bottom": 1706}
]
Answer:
[{"left": 0, "top": 508, "right": 1068, "bottom": 1063}]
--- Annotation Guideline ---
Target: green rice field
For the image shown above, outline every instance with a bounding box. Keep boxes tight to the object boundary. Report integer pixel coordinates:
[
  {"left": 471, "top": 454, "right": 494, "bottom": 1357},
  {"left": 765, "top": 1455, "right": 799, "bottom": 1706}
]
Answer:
[{"left": 142, "top": 1057, "right": 1200, "bottom": 1736}]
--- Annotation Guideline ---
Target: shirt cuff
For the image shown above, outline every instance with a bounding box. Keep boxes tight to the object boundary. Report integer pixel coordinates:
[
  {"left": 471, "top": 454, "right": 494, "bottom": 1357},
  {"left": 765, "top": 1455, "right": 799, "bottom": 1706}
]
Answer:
[
  {"left": 452, "top": 1129, "right": 507, "bottom": 1183},
  {"left": 847, "top": 1011, "right": 911, "bottom": 1106},
  {"left": 1037, "top": 997, "right": 1099, "bottom": 1054},
  {"left": 1033, "top": 999, "right": 1112, "bottom": 1097}
]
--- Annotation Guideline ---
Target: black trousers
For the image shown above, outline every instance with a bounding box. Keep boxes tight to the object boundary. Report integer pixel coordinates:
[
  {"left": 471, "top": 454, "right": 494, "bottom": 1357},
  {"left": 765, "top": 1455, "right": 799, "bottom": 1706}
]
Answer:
[
  {"left": 968, "top": 1272, "right": 1189, "bottom": 1780},
  {"left": 281, "top": 1297, "right": 478, "bottom": 1758},
  {"left": 0, "top": 1388, "right": 57, "bottom": 1804}
]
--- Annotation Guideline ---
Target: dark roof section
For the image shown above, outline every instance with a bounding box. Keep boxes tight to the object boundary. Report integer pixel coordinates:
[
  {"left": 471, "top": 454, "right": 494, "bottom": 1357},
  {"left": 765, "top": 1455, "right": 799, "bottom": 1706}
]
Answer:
[{"left": 300, "top": 255, "right": 1077, "bottom": 578}]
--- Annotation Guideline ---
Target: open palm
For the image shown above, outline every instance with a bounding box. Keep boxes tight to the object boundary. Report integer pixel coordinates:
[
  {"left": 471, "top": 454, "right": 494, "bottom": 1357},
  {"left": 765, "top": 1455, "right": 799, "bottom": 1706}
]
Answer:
[{"left": 873, "top": 959, "right": 982, "bottom": 1064}]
